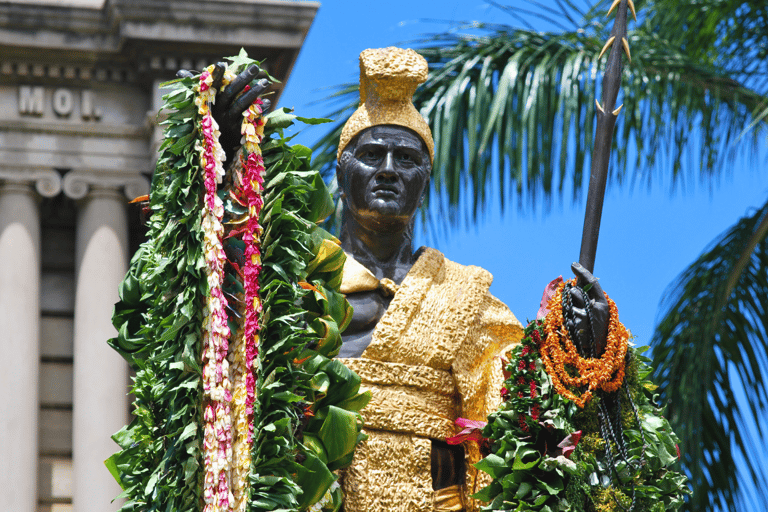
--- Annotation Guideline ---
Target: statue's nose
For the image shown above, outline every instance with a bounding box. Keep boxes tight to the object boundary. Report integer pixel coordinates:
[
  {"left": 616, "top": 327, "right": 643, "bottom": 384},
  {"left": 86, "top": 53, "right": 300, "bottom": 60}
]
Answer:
[{"left": 375, "top": 152, "right": 397, "bottom": 182}]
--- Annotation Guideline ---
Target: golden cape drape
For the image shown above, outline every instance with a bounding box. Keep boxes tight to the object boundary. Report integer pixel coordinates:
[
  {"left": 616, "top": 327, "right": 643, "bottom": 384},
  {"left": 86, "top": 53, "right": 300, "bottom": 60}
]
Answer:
[{"left": 338, "top": 248, "right": 523, "bottom": 511}]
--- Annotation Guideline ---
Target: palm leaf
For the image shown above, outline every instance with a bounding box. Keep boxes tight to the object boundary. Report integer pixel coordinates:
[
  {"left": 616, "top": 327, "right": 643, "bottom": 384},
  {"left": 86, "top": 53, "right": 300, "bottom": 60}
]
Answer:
[
  {"left": 652, "top": 198, "right": 768, "bottom": 512},
  {"left": 311, "top": 0, "right": 767, "bottom": 225}
]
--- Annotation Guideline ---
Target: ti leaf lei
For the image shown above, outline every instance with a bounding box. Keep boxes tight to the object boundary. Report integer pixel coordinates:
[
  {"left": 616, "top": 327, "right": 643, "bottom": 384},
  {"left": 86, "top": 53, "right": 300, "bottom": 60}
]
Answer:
[
  {"left": 475, "top": 316, "right": 691, "bottom": 511},
  {"left": 106, "top": 52, "right": 366, "bottom": 512}
]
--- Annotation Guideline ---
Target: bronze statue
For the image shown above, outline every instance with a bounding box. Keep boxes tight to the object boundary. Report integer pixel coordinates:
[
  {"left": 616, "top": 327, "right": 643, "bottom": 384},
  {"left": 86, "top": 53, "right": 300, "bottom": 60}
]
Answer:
[
  {"left": 334, "top": 123, "right": 431, "bottom": 358},
  {"left": 205, "top": 46, "right": 609, "bottom": 512},
  {"left": 331, "top": 47, "right": 520, "bottom": 512}
]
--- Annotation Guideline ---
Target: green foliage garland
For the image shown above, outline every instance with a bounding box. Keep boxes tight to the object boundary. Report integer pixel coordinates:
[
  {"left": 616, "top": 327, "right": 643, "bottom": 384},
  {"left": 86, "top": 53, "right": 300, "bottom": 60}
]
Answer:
[
  {"left": 106, "top": 76, "right": 206, "bottom": 511},
  {"left": 245, "top": 108, "right": 368, "bottom": 512},
  {"left": 477, "top": 320, "right": 691, "bottom": 512},
  {"left": 106, "top": 54, "right": 367, "bottom": 512}
]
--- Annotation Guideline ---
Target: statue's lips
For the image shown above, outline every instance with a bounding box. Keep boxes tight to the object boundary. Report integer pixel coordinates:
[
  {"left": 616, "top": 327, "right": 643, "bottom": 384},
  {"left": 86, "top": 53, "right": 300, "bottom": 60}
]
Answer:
[{"left": 371, "top": 185, "right": 400, "bottom": 198}]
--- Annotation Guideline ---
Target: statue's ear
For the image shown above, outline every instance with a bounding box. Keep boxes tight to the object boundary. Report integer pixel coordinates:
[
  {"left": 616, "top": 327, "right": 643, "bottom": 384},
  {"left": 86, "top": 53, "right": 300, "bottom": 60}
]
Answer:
[
  {"left": 335, "top": 162, "right": 343, "bottom": 196},
  {"left": 418, "top": 164, "right": 432, "bottom": 208}
]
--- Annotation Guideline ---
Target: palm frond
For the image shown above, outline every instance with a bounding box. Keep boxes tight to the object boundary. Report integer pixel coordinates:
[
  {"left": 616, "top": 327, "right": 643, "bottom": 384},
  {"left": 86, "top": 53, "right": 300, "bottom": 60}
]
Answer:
[
  {"left": 311, "top": 0, "right": 767, "bottom": 225},
  {"left": 652, "top": 198, "right": 768, "bottom": 512},
  {"left": 639, "top": 0, "right": 768, "bottom": 80}
]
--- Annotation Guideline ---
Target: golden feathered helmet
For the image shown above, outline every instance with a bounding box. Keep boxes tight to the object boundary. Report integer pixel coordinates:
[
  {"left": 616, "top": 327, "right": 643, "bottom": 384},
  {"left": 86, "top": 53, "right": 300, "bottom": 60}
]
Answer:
[{"left": 337, "top": 47, "right": 434, "bottom": 163}]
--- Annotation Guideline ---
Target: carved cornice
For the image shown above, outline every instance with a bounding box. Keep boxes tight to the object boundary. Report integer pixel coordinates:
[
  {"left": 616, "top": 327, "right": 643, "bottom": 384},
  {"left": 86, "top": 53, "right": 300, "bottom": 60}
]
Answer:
[
  {"left": 0, "top": 119, "right": 148, "bottom": 139},
  {"left": 62, "top": 170, "right": 149, "bottom": 201},
  {"left": 0, "top": 0, "right": 319, "bottom": 49},
  {"left": 0, "top": 61, "right": 136, "bottom": 84},
  {"left": 108, "top": 0, "right": 319, "bottom": 46},
  {"left": 0, "top": 0, "right": 318, "bottom": 90},
  {"left": 0, "top": 168, "right": 62, "bottom": 198}
]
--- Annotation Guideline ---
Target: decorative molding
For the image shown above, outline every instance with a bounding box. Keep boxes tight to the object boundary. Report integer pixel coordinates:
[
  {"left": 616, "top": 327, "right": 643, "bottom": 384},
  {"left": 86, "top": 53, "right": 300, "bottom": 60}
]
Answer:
[
  {"left": 0, "top": 168, "right": 62, "bottom": 198},
  {"left": 138, "top": 55, "right": 271, "bottom": 76},
  {"left": 0, "top": 60, "right": 137, "bottom": 84},
  {"left": 0, "top": 0, "right": 318, "bottom": 93},
  {"left": 62, "top": 170, "right": 149, "bottom": 201},
  {"left": 0, "top": 119, "right": 149, "bottom": 139}
]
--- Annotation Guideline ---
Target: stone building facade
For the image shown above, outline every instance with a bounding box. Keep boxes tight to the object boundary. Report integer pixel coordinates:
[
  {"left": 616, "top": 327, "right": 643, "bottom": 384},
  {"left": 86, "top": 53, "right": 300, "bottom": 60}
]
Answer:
[{"left": 0, "top": 1, "right": 318, "bottom": 511}]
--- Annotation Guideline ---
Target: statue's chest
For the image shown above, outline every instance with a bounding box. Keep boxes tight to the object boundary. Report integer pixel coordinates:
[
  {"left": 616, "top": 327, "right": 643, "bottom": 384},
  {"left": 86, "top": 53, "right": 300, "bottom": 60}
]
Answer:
[
  {"left": 338, "top": 291, "right": 391, "bottom": 358},
  {"left": 346, "top": 291, "right": 390, "bottom": 330}
]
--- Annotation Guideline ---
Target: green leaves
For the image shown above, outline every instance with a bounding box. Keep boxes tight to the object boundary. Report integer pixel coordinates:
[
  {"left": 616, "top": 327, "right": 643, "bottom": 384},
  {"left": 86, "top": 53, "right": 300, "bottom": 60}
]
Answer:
[
  {"left": 106, "top": 52, "right": 361, "bottom": 512},
  {"left": 250, "top": 110, "right": 364, "bottom": 512},
  {"left": 105, "top": 72, "right": 205, "bottom": 512},
  {"left": 475, "top": 454, "right": 508, "bottom": 479},
  {"left": 477, "top": 336, "right": 689, "bottom": 511},
  {"left": 225, "top": 48, "right": 265, "bottom": 75},
  {"left": 295, "top": 453, "right": 336, "bottom": 509},
  {"left": 317, "top": 406, "right": 360, "bottom": 464}
]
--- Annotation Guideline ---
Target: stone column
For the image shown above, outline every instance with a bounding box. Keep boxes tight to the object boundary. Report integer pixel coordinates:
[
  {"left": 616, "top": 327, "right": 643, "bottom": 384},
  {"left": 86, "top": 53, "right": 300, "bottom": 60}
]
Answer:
[
  {"left": 0, "top": 170, "right": 61, "bottom": 512},
  {"left": 63, "top": 171, "right": 148, "bottom": 512}
]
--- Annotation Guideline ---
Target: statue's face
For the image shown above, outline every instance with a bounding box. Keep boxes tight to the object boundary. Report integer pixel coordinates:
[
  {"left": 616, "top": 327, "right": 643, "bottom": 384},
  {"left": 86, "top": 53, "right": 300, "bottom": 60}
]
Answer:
[{"left": 337, "top": 125, "right": 431, "bottom": 231}]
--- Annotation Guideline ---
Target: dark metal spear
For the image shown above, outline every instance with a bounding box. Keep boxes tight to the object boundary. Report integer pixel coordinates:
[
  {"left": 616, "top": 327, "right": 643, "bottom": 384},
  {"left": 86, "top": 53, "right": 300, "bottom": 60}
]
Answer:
[{"left": 578, "top": 0, "right": 635, "bottom": 273}]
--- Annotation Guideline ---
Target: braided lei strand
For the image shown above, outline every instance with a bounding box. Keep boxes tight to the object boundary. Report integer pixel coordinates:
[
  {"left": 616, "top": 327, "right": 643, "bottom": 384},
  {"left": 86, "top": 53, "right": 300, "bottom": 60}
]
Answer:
[
  {"left": 541, "top": 279, "right": 629, "bottom": 408},
  {"left": 228, "top": 97, "right": 266, "bottom": 512},
  {"left": 195, "top": 66, "right": 269, "bottom": 512},
  {"left": 240, "top": 97, "right": 266, "bottom": 431},
  {"left": 196, "top": 66, "right": 237, "bottom": 512}
]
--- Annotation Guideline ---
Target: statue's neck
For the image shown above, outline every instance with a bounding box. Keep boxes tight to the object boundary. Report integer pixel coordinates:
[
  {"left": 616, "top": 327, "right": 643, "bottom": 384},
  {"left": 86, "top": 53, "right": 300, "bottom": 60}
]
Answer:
[{"left": 339, "top": 213, "right": 416, "bottom": 284}]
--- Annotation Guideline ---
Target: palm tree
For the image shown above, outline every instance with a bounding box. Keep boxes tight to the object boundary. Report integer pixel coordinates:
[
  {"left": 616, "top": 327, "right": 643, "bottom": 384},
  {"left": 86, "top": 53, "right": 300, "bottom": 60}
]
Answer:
[
  {"left": 312, "top": 1, "right": 768, "bottom": 510},
  {"left": 653, "top": 199, "right": 768, "bottom": 511}
]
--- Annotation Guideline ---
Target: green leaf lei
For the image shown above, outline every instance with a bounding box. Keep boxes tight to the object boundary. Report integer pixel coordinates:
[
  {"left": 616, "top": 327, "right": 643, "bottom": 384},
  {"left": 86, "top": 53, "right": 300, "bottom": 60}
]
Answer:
[
  {"left": 246, "top": 108, "right": 368, "bottom": 512},
  {"left": 106, "top": 54, "right": 366, "bottom": 512},
  {"left": 477, "top": 320, "right": 691, "bottom": 512}
]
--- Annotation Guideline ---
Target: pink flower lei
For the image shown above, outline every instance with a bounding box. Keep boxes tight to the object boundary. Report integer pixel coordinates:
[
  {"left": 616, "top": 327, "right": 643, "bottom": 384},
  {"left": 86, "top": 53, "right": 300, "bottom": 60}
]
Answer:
[
  {"left": 196, "top": 65, "right": 234, "bottom": 512},
  {"left": 239, "top": 99, "right": 266, "bottom": 434},
  {"left": 194, "top": 64, "right": 267, "bottom": 512}
]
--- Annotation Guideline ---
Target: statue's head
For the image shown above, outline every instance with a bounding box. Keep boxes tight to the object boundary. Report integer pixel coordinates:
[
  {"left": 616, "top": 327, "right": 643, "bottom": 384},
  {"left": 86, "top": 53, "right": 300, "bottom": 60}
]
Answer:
[
  {"left": 336, "top": 47, "right": 434, "bottom": 233},
  {"left": 337, "top": 124, "right": 430, "bottom": 232}
]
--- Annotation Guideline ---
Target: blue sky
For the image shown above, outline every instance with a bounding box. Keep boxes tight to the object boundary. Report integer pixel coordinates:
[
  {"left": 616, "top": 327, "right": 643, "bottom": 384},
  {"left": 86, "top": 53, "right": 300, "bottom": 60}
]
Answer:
[{"left": 279, "top": 0, "right": 768, "bottom": 347}]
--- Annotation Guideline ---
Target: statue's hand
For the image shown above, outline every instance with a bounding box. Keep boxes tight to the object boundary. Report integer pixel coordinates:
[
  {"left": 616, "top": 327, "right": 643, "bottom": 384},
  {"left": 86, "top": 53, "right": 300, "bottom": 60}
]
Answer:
[
  {"left": 566, "top": 262, "right": 610, "bottom": 356},
  {"left": 177, "top": 63, "right": 271, "bottom": 162}
]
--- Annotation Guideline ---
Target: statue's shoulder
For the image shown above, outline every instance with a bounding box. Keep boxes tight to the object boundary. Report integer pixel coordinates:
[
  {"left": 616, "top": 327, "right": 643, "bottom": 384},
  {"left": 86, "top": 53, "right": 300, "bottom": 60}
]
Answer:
[
  {"left": 417, "top": 246, "right": 493, "bottom": 290},
  {"left": 418, "top": 247, "right": 523, "bottom": 333},
  {"left": 413, "top": 247, "right": 520, "bottom": 328}
]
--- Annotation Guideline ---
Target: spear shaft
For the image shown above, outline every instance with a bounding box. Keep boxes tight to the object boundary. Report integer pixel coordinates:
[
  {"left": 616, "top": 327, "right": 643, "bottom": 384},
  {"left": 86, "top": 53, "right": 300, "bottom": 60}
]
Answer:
[{"left": 578, "top": 0, "right": 633, "bottom": 273}]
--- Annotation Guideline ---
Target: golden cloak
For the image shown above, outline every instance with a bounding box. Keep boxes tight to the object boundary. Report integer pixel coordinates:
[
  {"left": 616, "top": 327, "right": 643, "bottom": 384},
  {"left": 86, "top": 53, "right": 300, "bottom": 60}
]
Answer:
[{"left": 338, "top": 248, "right": 523, "bottom": 511}]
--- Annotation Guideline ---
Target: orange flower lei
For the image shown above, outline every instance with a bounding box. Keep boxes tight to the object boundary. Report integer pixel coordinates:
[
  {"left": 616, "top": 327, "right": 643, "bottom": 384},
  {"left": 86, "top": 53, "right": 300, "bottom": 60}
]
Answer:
[{"left": 540, "top": 279, "right": 629, "bottom": 408}]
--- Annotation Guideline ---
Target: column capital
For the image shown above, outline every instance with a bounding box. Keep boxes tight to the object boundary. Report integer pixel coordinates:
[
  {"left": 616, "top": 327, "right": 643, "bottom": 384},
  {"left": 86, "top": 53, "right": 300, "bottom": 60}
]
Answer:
[
  {"left": 0, "top": 168, "right": 62, "bottom": 198},
  {"left": 62, "top": 170, "right": 149, "bottom": 201}
]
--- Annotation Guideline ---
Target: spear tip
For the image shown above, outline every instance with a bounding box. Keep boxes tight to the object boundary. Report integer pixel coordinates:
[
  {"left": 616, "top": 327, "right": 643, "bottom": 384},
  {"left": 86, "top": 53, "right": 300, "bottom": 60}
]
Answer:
[
  {"left": 599, "top": 36, "right": 616, "bottom": 60},
  {"left": 621, "top": 37, "right": 632, "bottom": 63},
  {"left": 607, "top": 0, "right": 621, "bottom": 17}
]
